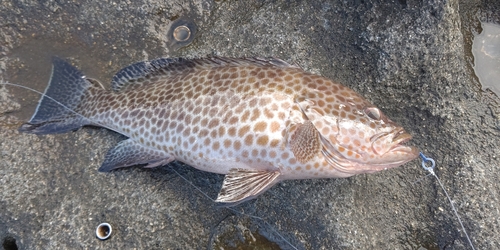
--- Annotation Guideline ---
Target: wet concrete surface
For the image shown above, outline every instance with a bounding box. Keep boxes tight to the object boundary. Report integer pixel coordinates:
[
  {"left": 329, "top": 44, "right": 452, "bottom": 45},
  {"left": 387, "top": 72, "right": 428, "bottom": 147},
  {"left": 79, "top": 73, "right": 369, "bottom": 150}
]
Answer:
[{"left": 1, "top": 0, "right": 499, "bottom": 249}]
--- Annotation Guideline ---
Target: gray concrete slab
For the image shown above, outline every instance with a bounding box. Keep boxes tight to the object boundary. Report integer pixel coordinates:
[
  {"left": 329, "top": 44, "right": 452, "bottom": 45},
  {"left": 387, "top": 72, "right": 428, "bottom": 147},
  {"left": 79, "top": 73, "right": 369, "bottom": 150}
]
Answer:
[{"left": 1, "top": 0, "right": 499, "bottom": 249}]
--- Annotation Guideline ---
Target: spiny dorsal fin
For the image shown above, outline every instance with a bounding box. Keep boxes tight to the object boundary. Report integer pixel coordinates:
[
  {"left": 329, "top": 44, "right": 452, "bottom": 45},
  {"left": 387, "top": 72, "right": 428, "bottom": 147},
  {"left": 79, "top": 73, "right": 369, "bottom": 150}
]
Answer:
[
  {"left": 289, "top": 120, "right": 322, "bottom": 163},
  {"left": 111, "top": 58, "right": 182, "bottom": 92},
  {"left": 216, "top": 168, "right": 281, "bottom": 204},
  {"left": 110, "top": 57, "right": 301, "bottom": 92},
  {"left": 85, "top": 78, "right": 106, "bottom": 89}
]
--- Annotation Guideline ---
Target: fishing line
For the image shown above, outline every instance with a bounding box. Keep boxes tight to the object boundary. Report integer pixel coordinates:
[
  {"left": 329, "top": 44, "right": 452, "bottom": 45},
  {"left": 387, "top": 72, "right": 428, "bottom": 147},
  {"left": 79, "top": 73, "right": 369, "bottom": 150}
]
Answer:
[
  {"left": 418, "top": 152, "right": 476, "bottom": 250},
  {"left": 0, "top": 80, "right": 117, "bottom": 132},
  {"left": 168, "top": 162, "right": 298, "bottom": 249},
  {"left": 411, "top": 173, "right": 433, "bottom": 185},
  {"left": 1, "top": 80, "right": 298, "bottom": 249}
]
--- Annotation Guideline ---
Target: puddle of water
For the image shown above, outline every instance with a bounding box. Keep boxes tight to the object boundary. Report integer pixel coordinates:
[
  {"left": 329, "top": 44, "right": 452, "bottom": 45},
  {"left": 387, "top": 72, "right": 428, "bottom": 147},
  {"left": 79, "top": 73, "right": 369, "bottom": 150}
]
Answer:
[
  {"left": 2, "top": 21, "right": 288, "bottom": 250},
  {"left": 0, "top": 4, "right": 290, "bottom": 247},
  {"left": 4, "top": 34, "right": 122, "bottom": 121},
  {"left": 472, "top": 22, "right": 500, "bottom": 97}
]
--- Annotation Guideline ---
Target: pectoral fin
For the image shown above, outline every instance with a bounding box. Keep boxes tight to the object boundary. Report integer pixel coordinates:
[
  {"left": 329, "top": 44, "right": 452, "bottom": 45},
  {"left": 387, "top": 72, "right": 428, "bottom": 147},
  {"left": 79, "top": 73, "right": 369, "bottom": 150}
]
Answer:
[
  {"left": 216, "top": 168, "right": 281, "bottom": 204},
  {"left": 289, "top": 120, "right": 321, "bottom": 163}
]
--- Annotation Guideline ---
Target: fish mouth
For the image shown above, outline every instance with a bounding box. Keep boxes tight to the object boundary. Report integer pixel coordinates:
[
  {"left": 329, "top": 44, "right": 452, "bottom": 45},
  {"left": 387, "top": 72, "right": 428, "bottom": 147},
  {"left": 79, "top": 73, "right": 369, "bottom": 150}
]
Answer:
[
  {"left": 369, "top": 128, "right": 418, "bottom": 161},
  {"left": 388, "top": 129, "right": 419, "bottom": 157},
  {"left": 369, "top": 128, "right": 416, "bottom": 154},
  {"left": 319, "top": 128, "right": 418, "bottom": 176},
  {"left": 361, "top": 128, "right": 418, "bottom": 171},
  {"left": 391, "top": 129, "right": 412, "bottom": 148}
]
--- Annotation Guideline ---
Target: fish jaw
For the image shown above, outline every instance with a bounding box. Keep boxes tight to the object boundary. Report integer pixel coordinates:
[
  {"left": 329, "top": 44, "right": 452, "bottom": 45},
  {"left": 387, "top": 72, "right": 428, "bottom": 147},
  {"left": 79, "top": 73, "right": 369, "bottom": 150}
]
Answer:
[
  {"left": 318, "top": 127, "right": 419, "bottom": 176},
  {"left": 367, "top": 128, "right": 419, "bottom": 167},
  {"left": 362, "top": 144, "right": 419, "bottom": 173}
]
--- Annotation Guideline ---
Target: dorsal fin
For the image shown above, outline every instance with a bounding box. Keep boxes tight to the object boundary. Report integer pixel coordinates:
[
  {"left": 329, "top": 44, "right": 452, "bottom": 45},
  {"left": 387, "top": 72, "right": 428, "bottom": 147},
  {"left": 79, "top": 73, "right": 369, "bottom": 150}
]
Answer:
[
  {"left": 110, "top": 57, "right": 300, "bottom": 92},
  {"left": 111, "top": 58, "right": 182, "bottom": 92}
]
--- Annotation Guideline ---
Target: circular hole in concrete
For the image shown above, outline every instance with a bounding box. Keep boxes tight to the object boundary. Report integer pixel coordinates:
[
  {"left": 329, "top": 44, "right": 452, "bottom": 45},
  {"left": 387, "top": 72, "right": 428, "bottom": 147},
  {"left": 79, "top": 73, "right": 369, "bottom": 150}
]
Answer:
[
  {"left": 96, "top": 223, "right": 112, "bottom": 240},
  {"left": 167, "top": 18, "right": 197, "bottom": 51},
  {"left": 2, "top": 236, "right": 18, "bottom": 250},
  {"left": 173, "top": 25, "right": 191, "bottom": 42}
]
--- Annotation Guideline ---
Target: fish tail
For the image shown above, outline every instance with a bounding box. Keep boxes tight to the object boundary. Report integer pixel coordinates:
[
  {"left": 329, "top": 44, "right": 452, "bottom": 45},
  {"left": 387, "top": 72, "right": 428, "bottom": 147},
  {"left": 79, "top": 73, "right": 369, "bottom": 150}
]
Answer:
[{"left": 19, "top": 57, "right": 94, "bottom": 134}]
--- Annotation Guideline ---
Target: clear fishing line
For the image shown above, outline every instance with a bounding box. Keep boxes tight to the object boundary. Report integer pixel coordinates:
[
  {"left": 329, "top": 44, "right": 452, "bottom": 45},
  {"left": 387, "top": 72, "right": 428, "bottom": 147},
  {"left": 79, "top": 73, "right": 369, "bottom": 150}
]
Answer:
[
  {"left": 1, "top": 80, "right": 299, "bottom": 249},
  {"left": 419, "top": 153, "right": 476, "bottom": 250}
]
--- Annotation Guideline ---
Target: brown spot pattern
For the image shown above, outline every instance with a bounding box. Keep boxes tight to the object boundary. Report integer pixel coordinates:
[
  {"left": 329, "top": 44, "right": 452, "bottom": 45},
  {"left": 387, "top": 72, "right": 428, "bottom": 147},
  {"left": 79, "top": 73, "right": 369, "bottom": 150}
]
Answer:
[{"left": 80, "top": 57, "right": 390, "bottom": 181}]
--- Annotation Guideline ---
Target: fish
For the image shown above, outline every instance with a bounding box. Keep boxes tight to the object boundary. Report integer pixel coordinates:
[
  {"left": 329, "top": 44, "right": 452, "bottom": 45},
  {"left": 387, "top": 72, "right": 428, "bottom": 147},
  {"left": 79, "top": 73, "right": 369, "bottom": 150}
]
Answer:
[{"left": 18, "top": 57, "right": 419, "bottom": 204}]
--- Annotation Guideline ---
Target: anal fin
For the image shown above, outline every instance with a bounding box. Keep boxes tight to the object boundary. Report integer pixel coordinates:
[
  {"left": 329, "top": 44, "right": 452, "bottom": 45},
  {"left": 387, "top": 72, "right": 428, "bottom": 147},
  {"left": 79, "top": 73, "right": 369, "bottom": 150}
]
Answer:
[
  {"left": 215, "top": 168, "right": 281, "bottom": 204},
  {"left": 98, "top": 139, "right": 174, "bottom": 172}
]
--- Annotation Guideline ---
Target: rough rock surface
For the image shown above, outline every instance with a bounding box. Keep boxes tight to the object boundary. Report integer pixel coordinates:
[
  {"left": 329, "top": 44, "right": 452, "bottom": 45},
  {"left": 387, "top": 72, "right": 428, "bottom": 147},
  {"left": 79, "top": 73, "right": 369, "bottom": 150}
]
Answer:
[{"left": 1, "top": 0, "right": 499, "bottom": 249}]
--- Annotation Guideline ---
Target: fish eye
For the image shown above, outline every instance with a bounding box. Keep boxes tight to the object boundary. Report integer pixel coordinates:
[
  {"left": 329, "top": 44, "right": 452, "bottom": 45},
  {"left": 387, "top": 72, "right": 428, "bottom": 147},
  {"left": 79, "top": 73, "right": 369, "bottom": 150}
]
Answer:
[{"left": 364, "top": 107, "right": 381, "bottom": 120}]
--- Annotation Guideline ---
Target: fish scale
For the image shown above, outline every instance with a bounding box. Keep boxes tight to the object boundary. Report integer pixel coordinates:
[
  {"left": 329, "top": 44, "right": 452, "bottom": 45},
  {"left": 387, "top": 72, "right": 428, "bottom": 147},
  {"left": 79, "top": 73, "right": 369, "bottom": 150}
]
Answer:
[{"left": 19, "top": 57, "right": 418, "bottom": 204}]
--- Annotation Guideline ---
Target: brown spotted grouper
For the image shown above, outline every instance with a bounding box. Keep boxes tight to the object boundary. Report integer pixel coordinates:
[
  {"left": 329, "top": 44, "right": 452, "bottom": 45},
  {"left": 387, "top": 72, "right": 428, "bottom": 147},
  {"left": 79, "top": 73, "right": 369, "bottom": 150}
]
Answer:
[{"left": 19, "top": 57, "right": 418, "bottom": 204}]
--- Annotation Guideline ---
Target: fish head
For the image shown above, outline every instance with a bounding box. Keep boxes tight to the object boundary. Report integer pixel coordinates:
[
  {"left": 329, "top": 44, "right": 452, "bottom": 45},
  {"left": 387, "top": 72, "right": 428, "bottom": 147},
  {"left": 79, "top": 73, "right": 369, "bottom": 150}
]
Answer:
[{"left": 298, "top": 87, "right": 419, "bottom": 177}]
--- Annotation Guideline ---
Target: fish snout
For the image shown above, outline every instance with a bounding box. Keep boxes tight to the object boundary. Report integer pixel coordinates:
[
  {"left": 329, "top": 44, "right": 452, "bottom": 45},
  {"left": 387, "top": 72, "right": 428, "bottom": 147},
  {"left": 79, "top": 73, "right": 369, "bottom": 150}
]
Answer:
[
  {"left": 389, "top": 128, "right": 419, "bottom": 158},
  {"left": 391, "top": 128, "right": 412, "bottom": 145}
]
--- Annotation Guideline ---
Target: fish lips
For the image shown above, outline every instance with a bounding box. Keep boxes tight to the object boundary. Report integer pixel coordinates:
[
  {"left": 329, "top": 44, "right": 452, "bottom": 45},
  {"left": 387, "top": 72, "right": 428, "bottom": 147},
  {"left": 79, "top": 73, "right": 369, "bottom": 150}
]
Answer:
[
  {"left": 354, "top": 128, "right": 419, "bottom": 170},
  {"left": 389, "top": 129, "right": 418, "bottom": 155},
  {"left": 368, "top": 129, "right": 419, "bottom": 169}
]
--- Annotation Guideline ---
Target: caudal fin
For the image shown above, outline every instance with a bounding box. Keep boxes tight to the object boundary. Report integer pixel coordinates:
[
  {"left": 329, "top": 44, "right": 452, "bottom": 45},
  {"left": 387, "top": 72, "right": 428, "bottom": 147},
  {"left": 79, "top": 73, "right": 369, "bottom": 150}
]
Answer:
[{"left": 19, "top": 57, "right": 93, "bottom": 134}]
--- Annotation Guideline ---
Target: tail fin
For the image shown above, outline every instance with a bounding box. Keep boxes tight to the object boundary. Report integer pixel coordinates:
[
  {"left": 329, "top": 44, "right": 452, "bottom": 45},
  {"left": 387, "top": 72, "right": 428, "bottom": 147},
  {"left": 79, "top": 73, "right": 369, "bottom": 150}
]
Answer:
[{"left": 19, "top": 57, "right": 93, "bottom": 134}]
